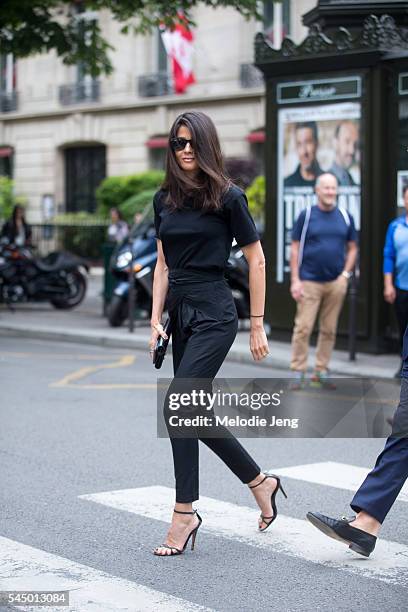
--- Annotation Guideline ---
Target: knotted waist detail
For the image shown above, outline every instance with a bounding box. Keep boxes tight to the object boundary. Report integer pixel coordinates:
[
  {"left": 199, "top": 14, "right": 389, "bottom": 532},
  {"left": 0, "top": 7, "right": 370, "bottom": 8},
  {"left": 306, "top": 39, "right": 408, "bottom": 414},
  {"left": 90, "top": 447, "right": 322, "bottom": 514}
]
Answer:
[
  {"left": 168, "top": 268, "right": 225, "bottom": 286},
  {"left": 166, "top": 268, "right": 228, "bottom": 321}
]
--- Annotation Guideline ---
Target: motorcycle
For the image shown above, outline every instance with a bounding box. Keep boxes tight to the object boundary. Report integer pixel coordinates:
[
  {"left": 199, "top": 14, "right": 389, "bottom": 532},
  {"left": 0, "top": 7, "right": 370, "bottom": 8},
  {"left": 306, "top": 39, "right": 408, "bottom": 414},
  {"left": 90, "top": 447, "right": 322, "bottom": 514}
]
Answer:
[
  {"left": 0, "top": 238, "right": 89, "bottom": 309},
  {"left": 108, "top": 219, "right": 157, "bottom": 327},
  {"left": 107, "top": 217, "right": 253, "bottom": 327}
]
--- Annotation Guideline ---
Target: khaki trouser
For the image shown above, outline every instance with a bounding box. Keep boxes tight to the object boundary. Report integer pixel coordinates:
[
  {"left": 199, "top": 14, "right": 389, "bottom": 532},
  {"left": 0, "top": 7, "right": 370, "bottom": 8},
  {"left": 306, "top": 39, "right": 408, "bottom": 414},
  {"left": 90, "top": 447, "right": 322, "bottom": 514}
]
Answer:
[{"left": 290, "top": 277, "right": 348, "bottom": 373}]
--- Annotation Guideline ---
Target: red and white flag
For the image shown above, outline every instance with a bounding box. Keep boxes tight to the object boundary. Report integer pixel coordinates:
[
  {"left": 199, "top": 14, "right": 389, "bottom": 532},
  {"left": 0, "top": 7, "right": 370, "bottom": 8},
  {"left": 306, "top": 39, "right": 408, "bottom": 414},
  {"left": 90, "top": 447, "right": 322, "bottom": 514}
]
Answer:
[{"left": 160, "top": 14, "right": 195, "bottom": 94}]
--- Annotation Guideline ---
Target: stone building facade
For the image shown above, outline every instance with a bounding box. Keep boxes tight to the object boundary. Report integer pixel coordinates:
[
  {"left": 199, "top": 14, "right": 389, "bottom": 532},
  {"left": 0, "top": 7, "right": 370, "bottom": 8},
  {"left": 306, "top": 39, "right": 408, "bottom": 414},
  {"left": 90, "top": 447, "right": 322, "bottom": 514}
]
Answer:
[{"left": 0, "top": 1, "right": 315, "bottom": 221}]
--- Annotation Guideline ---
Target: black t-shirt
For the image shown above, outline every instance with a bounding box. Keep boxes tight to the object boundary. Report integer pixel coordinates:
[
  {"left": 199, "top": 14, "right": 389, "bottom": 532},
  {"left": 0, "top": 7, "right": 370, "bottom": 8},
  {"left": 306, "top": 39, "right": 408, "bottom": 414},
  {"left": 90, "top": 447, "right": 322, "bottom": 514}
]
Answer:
[{"left": 153, "top": 185, "right": 259, "bottom": 274}]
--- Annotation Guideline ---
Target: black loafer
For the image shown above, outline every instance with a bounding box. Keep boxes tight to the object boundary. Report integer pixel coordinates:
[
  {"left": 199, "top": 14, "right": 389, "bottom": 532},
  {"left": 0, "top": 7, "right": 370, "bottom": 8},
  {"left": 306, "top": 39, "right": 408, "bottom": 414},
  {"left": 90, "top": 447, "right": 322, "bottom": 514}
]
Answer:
[{"left": 306, "top": 512, "right": 377, "bottom": 557}]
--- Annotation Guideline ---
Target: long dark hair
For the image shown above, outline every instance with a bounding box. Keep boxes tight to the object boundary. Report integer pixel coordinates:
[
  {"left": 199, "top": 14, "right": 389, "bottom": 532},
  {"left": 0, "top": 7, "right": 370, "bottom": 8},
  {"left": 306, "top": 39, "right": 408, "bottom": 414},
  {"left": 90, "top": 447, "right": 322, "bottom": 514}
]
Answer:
[{"left": 162, "top": 111, "right": 231, "bottom": 211}]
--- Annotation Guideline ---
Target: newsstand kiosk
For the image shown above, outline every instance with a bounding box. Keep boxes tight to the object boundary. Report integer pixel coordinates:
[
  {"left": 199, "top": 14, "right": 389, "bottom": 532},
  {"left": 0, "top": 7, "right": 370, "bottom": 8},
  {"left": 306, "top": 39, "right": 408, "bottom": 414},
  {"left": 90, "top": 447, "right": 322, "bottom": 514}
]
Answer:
[{"left": 255, "top": 0, "right": 408, "bottom": 353}]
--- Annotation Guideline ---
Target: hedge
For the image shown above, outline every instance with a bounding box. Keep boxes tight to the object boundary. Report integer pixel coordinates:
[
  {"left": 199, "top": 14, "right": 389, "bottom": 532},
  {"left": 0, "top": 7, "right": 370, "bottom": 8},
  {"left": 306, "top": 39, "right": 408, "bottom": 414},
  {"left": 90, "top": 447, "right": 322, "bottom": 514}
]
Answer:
[
  {"left": 96, "top": 170, "right": 164, "bottom": 217},
  {"left": 246, "top": 175, "right": 265, "bottom": 223},
  {"left": 119, "top": 189, "right": 156, "bottom": 224}
]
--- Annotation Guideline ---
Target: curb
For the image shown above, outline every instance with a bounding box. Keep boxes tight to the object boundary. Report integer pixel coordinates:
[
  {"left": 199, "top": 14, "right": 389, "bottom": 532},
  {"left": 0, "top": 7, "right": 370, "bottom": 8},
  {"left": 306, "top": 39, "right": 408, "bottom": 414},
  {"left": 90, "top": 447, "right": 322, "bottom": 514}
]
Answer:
[
  {"left": 0, "top": 322, "right": 284, "bottom": 371},
  {"left": 0, "top": 321, "right": 398, "bottom": 379}
]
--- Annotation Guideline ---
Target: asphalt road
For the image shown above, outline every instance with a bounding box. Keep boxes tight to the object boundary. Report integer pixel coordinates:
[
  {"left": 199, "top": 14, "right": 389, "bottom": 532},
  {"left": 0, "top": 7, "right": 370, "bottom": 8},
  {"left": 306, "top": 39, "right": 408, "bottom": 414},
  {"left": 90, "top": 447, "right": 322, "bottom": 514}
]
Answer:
[{"left": 0, "top": 335, "right": 407, "bottom": 612}]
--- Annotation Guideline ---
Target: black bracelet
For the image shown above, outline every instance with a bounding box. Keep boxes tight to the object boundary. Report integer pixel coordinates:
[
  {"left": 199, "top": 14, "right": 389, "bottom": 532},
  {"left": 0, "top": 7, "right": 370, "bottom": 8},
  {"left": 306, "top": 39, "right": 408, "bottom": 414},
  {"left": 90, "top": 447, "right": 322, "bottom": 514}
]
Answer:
[{"left": 250, "top": 314, "right": 264, "bottom": 317}]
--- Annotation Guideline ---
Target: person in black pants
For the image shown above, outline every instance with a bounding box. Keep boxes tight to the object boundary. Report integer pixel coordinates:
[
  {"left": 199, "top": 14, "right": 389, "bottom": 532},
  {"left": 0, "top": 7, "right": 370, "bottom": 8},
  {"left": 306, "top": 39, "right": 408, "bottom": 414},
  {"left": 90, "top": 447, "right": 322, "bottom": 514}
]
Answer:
[{"left": 149, "top": 111, "right": 287, "bottom": 557}]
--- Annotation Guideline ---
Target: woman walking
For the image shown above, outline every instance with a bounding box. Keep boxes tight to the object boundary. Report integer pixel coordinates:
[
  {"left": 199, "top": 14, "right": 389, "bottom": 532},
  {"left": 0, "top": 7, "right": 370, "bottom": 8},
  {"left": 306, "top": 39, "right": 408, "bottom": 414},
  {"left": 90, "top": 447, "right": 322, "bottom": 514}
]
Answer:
[{"left": 149, "top": 111, "right": 286, "bottom": 557}]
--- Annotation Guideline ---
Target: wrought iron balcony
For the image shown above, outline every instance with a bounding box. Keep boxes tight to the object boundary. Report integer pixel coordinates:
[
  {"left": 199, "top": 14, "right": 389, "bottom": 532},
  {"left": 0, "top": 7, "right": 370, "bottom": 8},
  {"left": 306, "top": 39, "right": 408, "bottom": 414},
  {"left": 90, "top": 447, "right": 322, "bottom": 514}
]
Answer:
[
  {"left": 0, "top": 91, "right": 18, "bottom": 112},
  {"left": 138, "top": 72, "right": 173, "bottom": 98},
  {"left": 240, "top": 63, "right": 264, "bottom": 89},
  {"left": 59, "top": 81, "right": 100, "bottom": 105}
]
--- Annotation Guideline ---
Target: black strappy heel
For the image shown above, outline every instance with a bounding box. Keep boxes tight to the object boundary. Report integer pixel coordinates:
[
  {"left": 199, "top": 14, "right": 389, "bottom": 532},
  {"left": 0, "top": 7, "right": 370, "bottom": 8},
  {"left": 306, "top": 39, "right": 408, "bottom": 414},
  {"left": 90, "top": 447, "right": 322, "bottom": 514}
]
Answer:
[
  {"left": 153, "top": 509, "right": 202, "bottom": 556},
  {"left": 248, "top": 473, "right": 287, "bottom": 532}
]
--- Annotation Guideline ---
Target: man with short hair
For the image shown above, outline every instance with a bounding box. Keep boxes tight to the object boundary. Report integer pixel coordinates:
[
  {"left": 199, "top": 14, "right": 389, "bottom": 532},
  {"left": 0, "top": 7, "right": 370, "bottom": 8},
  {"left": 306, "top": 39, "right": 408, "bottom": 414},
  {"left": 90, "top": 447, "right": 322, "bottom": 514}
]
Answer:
[
  {"left": 289, "top": 173, "right": 358, "bottom": 388},
  {"left": 284, "top": 122, "right": 323, "bottom": 188},
  {"left": 329, "top": 120, "right": 359, "bottom": 187},
  {"left": 383, "top": 184, "right": 408, "bottom": 375}
]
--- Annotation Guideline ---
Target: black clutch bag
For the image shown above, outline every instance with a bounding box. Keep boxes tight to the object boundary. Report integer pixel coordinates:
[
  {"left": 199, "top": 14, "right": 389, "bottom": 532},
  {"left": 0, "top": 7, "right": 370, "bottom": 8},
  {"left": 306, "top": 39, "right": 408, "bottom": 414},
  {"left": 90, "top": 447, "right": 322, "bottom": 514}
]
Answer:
[{"left": 153, "top": 317, "right": 172, "bottom": 369}]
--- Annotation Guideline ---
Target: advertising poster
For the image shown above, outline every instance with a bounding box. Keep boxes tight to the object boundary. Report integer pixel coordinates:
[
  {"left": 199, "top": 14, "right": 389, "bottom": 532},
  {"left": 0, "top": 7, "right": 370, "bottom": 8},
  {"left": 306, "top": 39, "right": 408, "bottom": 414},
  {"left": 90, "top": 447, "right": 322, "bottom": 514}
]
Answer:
[
  {"left": 277, "top": 102, "right": 361, "bottom": 282},
  {"left": 397, "top": 170, "right": 408, "bottom": 208}
]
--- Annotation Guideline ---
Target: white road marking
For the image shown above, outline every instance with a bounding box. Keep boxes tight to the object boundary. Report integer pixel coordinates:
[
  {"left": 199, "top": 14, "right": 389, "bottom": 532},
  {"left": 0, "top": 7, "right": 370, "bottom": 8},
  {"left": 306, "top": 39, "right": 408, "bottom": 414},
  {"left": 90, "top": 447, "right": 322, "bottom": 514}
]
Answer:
[
  {"left": 0, "top": 536, "right": 214, "bottom": 612},
  {"left": 79, "top": 486, "right": 408, "bottom": 587},
  {"left": 267, "top": 461, "right": 408, "bottom": 502}
]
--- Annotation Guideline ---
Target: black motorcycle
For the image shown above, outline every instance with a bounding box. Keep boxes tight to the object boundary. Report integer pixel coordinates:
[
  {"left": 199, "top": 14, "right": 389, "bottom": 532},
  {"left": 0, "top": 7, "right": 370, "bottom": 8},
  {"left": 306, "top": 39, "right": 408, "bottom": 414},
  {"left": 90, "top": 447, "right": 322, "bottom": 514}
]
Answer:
[
  {"left": 0, "top": 238, "right": 89, "bottom": 309},
  {"left": 108, "top": 219, "right": 156, "bottom": 327}
]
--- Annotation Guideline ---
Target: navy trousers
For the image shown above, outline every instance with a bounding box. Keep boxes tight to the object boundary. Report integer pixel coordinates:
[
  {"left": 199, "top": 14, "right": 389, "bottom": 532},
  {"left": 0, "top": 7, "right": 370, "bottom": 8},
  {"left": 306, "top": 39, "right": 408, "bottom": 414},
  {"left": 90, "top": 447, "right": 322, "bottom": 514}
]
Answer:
[
  {"left": 350, "top": 377, "right": 408, "bottom": 523},
  {"left": 164, "top": 269, "right": 261, "bottom": 503}
]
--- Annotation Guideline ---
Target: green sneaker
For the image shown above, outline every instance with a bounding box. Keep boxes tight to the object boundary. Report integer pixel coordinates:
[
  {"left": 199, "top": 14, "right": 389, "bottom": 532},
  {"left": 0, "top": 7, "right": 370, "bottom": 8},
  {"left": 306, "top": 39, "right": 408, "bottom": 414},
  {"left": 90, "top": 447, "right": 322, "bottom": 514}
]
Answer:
[{"left": 310, "top": 371, "right": 337, "bottom": 390}]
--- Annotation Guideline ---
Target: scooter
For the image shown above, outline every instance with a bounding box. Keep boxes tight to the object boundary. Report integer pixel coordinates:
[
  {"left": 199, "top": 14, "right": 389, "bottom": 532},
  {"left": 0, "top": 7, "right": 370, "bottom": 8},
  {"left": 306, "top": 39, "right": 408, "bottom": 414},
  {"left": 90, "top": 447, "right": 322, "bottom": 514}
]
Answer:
[
  {"left": 107, "top": 221, "right": 156, "bottom": 327},
  {"left": 0, "top": 238, "right": 89, "bottom": 309},
  {"left": 226, "top": 241, "right": 250, "bottom": 319}
]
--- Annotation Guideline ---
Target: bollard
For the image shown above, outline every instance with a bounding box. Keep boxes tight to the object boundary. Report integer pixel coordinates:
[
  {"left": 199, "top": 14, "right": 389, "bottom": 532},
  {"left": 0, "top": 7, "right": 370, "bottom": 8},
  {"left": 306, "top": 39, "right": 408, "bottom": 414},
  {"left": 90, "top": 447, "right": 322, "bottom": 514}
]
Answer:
[
  {"left": 348, "top": 272, "right": 358, "bottom": 361},
  {"left": 128, "top": 257, "right": 135, "bottom": 333}
]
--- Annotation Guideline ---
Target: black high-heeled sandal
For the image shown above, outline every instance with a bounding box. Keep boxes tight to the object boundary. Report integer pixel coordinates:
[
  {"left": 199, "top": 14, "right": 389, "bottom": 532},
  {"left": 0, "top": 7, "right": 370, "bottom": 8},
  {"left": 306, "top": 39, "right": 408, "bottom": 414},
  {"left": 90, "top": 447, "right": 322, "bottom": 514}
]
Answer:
[
  {"left": 248, "top": 473, "right": 287, "bottom": 532},
  {"left": 153, "top": 509, "right": 202, "bottom": 556}
]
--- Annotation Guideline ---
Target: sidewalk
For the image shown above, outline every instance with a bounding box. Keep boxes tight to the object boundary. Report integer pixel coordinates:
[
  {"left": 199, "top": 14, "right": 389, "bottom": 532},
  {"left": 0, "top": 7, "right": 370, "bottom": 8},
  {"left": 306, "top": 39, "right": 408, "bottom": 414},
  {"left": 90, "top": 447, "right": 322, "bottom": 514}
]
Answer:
[{"left": 0, "top": 271, "right": 400, "bottom": 379}]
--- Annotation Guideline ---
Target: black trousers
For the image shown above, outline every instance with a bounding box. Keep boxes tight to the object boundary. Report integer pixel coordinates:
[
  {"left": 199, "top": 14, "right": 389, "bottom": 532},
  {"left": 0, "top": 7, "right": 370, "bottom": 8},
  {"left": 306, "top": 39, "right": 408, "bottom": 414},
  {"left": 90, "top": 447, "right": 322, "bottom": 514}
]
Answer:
[
  {"left": 164, "top": 269, "right": 261, "bottom": 503},
  {"left": 395, "top": 288, "right": 408, "bottom": 351},
  {"left": 350, "top": 377, "right": 408, "bottom": 523}
]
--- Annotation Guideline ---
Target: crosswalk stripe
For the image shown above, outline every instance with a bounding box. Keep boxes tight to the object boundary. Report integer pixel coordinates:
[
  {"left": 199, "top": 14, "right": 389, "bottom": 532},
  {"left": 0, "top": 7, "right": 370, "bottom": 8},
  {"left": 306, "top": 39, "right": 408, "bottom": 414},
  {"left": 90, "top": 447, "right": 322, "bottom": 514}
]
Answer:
[
  {"left": 0, "top": 536, "right": 214, "bottom": 612},
  {"left": 267, "top": 462, "right": 408, "bottom": 502},
  {"left": 79, "top": 486, "right": 408, "bottom": 587}
]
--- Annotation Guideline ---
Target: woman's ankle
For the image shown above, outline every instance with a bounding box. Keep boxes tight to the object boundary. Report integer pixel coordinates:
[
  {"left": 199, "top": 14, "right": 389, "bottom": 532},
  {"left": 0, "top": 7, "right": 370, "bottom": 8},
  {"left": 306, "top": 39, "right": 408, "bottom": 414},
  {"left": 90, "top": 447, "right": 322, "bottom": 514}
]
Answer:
[
  {"left": 174, "top": 502, "right": 194, "bottom": 513},
  {"left": 247, "top": 472, "right": 264, "bottom": 488}
]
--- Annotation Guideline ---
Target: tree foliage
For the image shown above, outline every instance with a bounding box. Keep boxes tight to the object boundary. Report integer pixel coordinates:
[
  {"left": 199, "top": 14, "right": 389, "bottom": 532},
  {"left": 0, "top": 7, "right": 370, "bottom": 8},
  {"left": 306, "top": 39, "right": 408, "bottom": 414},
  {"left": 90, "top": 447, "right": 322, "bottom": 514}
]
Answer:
[
  {"left": 0, "top": 0, "right": 262, "bottom": 77},
  {"left": 0, "top": 177, "right": 27, "bottom": 221},
  {"left": 246, "top": 175, "right": 265, "bottom": 223}
]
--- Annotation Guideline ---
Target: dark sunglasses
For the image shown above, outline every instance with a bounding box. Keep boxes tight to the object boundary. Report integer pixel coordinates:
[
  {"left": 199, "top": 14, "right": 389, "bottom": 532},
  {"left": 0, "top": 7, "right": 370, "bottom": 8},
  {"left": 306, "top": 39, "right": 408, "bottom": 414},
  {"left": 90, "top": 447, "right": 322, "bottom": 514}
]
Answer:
[{"left": 170, "top": 137, "right": 194, "bottom": 151}]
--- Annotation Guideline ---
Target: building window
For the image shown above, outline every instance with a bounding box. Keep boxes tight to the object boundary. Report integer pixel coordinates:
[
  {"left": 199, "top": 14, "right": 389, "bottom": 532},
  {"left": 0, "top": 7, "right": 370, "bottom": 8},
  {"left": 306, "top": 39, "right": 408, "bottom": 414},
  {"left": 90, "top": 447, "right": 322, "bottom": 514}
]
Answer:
[
  {"left": 74, "top": 2, "right": 99, "bottom": 102},
  {"left": 0, "top": 146, "right": 13, "bottom": 178},
  {"left": 0, "top": 54, "right": 18, "bottom": 112},
  {"left": 157, "top": 28, "right": 169, "bottom": 73},
  {"left": 146, "top": 135, "right": 168, "bottom": 170},
  {"left": 247, "top": 130, "right": 265, "bottom": 175},
  {"left": 263, "top": 0, "right": 291, "bottom": 46},
  {"left": 64, "top": 145, "right": 106, "bottom": 213}
]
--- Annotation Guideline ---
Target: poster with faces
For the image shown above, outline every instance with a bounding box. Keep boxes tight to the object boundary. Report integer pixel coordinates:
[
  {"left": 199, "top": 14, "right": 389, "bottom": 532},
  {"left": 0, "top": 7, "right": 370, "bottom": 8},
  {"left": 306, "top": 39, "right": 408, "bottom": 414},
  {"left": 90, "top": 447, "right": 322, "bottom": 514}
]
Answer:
[{"left": 276, "top": 102, "right": 361, "bottom": 281}]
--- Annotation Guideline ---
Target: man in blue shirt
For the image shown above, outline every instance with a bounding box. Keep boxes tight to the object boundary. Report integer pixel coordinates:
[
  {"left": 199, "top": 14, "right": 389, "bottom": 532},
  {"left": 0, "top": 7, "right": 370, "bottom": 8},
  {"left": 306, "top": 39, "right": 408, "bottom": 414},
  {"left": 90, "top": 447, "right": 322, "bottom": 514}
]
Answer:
[
  {"left": 383, "top": 185, "right": 408, "bottom": 373},
  {"left": 290, "top": 173, "right": 358, "bottom": 388},
  {"left": 306, "top": 325, "right": 408, "bottom": 557}
]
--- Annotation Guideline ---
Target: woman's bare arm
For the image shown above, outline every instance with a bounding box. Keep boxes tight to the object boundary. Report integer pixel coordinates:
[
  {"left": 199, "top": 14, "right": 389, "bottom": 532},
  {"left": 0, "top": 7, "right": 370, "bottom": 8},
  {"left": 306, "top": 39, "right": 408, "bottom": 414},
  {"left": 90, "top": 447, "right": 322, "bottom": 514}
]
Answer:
[
  {"left": 240, "top": 240, "right": 269, "bottom": 361},
  {"left": 149, "top": 240, "right": 169, "bottom": 352}
]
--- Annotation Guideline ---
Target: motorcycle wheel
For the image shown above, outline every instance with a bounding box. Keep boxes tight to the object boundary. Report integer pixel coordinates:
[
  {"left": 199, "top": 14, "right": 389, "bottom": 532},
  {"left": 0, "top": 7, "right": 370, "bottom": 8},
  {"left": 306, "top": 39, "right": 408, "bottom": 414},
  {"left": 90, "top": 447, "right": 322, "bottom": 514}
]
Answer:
[
  {"left": 50, "top": 270, "right": 87, "bottom": 309},
  {"left": 108, "top": 294, "right": 128, "bottom": 327}
]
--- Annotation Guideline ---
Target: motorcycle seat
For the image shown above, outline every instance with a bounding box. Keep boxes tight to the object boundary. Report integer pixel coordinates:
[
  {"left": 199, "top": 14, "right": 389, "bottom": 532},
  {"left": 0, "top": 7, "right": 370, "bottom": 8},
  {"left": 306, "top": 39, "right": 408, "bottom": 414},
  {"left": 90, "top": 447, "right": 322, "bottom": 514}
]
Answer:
[{"left": 35, "top": 254, "right": 64, "bottom": 272}]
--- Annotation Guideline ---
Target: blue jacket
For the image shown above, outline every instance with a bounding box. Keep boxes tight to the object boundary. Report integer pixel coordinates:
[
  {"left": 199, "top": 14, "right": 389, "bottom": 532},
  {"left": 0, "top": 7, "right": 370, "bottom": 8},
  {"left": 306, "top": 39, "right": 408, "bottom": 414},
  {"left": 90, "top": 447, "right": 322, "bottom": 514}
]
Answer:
[{"left": 383, "top": 216, "right": 408, "bottom": 290}]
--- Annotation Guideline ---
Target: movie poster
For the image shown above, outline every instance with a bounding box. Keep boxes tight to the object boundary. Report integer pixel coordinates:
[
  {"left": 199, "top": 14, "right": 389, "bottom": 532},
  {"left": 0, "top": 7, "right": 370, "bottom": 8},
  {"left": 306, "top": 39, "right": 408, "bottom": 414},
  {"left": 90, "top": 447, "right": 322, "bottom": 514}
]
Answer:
[{"left": 276, "top": 102, "right": 361, "bottom": 282}]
